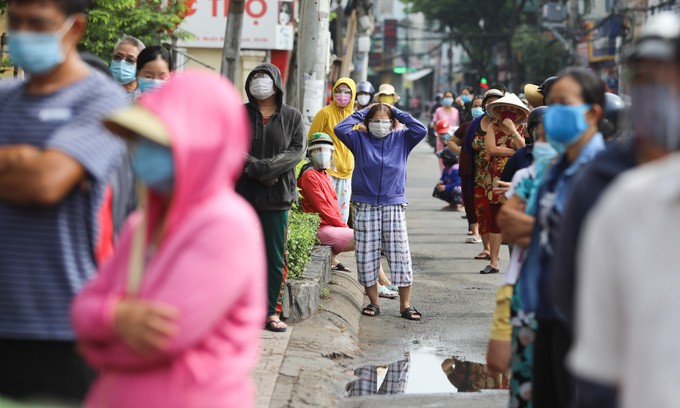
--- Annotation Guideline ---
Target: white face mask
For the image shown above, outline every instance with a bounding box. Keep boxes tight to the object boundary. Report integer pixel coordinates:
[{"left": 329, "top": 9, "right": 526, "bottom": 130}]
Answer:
[
  {"left": 249, "top": 76, "right": 275, "bottom": 100},
  {"left": 368, "top": 121, "right": 392, "bottom": 138},
  {"left": 309, "top": 147, "right": 333, "bottom": 169},
  {"left": 357, "top": 94, "right": 371, "bottom": 106}
]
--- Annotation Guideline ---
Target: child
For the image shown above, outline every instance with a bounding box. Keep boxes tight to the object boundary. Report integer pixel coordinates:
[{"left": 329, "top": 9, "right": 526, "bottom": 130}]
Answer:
[
  {"left": 334, "top": 103, "right": 427, "bottom": 320},
  {"left": 433, "top": 147, "right": 463, "bottom": 210}
]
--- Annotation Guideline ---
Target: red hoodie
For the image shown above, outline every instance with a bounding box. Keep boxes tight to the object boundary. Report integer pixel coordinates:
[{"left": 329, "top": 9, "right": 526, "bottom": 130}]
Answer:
[{"left": 297, "top": 168, "right": 347, "bottom": 228}]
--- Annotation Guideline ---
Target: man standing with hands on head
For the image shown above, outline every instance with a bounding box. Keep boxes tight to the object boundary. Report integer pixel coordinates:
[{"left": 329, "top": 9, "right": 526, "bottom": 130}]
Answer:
[{"left": 0, "top": 0, "right": 128, "bottom": 404}]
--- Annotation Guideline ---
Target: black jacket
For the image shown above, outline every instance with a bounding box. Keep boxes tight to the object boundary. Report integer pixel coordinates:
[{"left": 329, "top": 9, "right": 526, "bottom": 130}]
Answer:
[{"left": 236, "top": 63, "right": 306, "bottom": 211}]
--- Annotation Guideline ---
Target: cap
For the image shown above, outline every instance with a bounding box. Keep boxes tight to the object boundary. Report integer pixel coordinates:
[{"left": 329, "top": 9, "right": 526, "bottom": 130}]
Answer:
[
  {"left": 435, "top": 119, "right": 451, "bottom": 134},
  {"left": 103, "top": 105, "right": 171, "bottom": 146}
]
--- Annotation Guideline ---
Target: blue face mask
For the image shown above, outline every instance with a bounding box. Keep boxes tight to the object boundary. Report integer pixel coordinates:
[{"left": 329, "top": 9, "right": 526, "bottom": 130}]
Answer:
[
  {"left": 441, "top": 97, "right": 454, "bottom": 107},
  {"left": 138, "top": 78, "right": 167, "bottom": 93},
  {"left": 461, "top": 95, "right": 472, "bottom": 103},
  {"left": 132, "top": 138, "right": 175, "bottom": 194},
  {"left": 544, "top": 104, "right": 591, "bottom": 147},
  {"left": 9, "top": 17, "right": 74, "bottom": 75},
  {"left": 110, "top": 60, "right": 137, "bottom": 85},
  {"left": 531, "top": 141, "right": 557, "bottom": 163},
  {"left": 471, "top": 107, "right": 484, "bottom": 119}
]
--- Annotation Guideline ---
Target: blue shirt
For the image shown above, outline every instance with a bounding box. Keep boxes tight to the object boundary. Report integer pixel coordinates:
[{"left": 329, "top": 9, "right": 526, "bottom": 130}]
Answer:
[
  {"left": 519, "top": 133, "right": 606, "bottom": 319},
  {"left": 0, "top": 72, "right": 127, "bottom": 340}
]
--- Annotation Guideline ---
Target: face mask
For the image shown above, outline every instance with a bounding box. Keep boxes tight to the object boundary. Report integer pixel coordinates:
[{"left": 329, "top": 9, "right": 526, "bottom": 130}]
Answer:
[
  {"left": 357, "top": 94, "right": 371, "bottom": 106},
  {"left": 9, "top": 17, "right": 74, "bottom": 75},
  {"left": 631, "top": 84, "right": 680, "bottom": 151},
  {"left": 334, "top": 93, "right": 351, "bottom": 107},
  {"left": 309, "top": 148, "right": 333, "bottom": 170},
  {"left": 471, "top": 107, "right": 484, "bottom": 119},
  {"left": 379, "top": 95, "right": 395, "bottom": 104},
  {"left": 249, "top": 76, "right": 276, "bottom": 100},
  {"left": 109, "top": 60, "right": 137, "bottom": 85},
  {"left": 500, "top": 110, "right": 518, "bottom": 122},
  {"left": 131, "top": 139, "right": 175, "bottom": 194},
  {"left": 439, "top": 131, "right": 452, "bottom": 142},
  {"left": 531, "top": 141, "right": 557, "bottom": 163},
  {"left": 544, "top": 104, "right": 591, "bottom": 147},
  {"left": 441, "top": 97, "right": 454, "bottom": 106},
  {"left": 138, "top": 78, "right": 166, "bottom": 93},
  {"left": 461, "top": 95, "right": 472, "bottom": 103},
  {"left": 368, "top": 121, "right": 392, "bottom": 138}
]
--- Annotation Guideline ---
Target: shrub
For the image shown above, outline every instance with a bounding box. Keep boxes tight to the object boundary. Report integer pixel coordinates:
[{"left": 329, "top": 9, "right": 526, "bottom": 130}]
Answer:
[{"left": 286, "top": 203, "right": 320, "bottom": 279}]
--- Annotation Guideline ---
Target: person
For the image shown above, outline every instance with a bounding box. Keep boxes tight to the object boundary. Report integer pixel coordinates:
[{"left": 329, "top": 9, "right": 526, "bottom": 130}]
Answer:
[
  {"left": 237, "top": 63, "right": 306, "bottom": 333},
  {"left": 524, "top": 76, "right": 558, "bottom": 108},
  {"left": 500, "top": 106, "right": 548, "bottom": 184},
  {"left": 469, "top": 89, "right": 504, "bottom": 262},
  {"left": 297, "top": 132, "right": 398, "bottom": 299},
  {"left": 136, "top": 45, "right": 172, "bottom": 93},
  {"left": 435, "top": 118, "right": 457, "bottom": 154},
  {"left": 355, "top": 81, "right": 375, "bottom": 111},
  {"left": 308, "top": 77, "right": 356, "bottom": 223},
  {"left": 110, "top": 35, "right": 145, "bottom": 102},
  {"left": 373, "top": 83, "right": 401, "bottom": 106},
  {"left": 432, "top": 147, "right": 462, "bottom": 210},
  {"left": 335, "top": 103, "right": 427, "bottom": 320},
  {"left": 553, "top": 13, "right": 680, "bottom": 407},
  {"left": 455, "top": 85, "right": 475, "bottom": 123},
  {"left": 515, "top": 68, "right": 607, "bottom": 408},
  {"left": 0, "top": 0, "right": 128, "bottom": 403},
  {"left": 479, "top": 93, "right": 528, "bottom": 275},
  {"left": 450, "top": 96, "right": 484, "bottom": 243},
  {"left": 600, "top": 92, "right": 626, "bottom": 141},
  {"left": 71, "top": 70, "right": 265, "bottom": 408},
  {"left": 433, "top": 91, "right": 461, "bottom": 172}
]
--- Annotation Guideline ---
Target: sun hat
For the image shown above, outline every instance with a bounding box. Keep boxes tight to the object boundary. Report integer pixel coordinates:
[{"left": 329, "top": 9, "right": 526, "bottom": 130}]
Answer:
[
  {"left": 435, "top": 119, "right": 451, "bottom": 135},
  {"left": 524, "top": 76, "right": 559, "bottom": 108},
  {"left": 308, "top": 132, "right": 334, "bottom": 148},
  {"left": 486, "top": 92, "right": 531, "bottom": 121},
  {"left": 104, "top": 105, "right": 171, "bottom": 146},
  {"left": 373, "top": 83, "right": 401, "bottom": 103}
]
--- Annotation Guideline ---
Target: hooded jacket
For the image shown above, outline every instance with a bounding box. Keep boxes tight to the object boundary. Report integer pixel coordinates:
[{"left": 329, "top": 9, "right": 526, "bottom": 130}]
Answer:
[
  {"left": 334, "top": 106, "right": 427, "bottom": 205},
  {"left": 308, "top": 78, "right": 356, "bottom": 179},
  {"left": 236, "top": 62, "right": 306, "bottom": 211},
  {"left": 71, "top": 71, "right": 266, "bottom": 408}
]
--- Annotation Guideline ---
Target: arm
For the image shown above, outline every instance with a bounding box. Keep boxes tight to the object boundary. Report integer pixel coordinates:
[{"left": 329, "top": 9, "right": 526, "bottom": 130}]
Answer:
[
  {"left": 498, "top": 195, "right": 534, "bottom": 248},
  {"left": 393, "top": 107, "right": 427, "bottom": 148},
  {"left": 446, "top": 138, "right": 462, "bottom": 155},
  {"left": 334, "top": 107, "right": 369, "bottom": 147},
  {"left": 0, "top": 146, "right": 86, "bottom": 206},
  {"left": 248, "top": 111, "right": 307, "bottom": 181},
  {"left": 484, "top": 125, "right": 516, "bottom": 157},
  {"left": 299, "top": 173, "right": 347, "bottom": 228}
]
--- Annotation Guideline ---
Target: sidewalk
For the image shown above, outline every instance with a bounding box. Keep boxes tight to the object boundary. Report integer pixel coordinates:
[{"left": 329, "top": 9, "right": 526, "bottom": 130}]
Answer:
[{"left": 253, "top": 329, "right": 293, "bottom": 408}]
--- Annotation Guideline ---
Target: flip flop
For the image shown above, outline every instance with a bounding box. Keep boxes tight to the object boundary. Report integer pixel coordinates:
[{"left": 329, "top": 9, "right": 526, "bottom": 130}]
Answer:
[
  {"left": 362, "top": 303, "right": 381, "bottom": 317},
  {"left": 378, "top": 285, "right": 398, "bottom": 299},
  {"left": 332, "top": 263, "right": 351, "bottom": 272},
  {"left": 474, "top": 252, "right": 491, "bottom": 260},
  {"left": 466, "top": 236, "right": 482, "bottom": 244},
  {"left": 265, "top": 319, "right": 287, "bottom": 332},
  {"left": 401, "top": 307, "right": 422, "bottom": 321}
]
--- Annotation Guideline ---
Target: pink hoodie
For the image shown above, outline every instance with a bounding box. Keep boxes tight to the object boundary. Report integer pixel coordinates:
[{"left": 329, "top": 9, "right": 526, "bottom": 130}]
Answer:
[{"left": 71, "top": 70, "right": 266, "bottom": 408}]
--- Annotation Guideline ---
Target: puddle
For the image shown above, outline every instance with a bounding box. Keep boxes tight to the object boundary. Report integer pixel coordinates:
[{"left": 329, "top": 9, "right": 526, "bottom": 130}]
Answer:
[{"left": 345, "top": 348, "right": 509, "bottom": 396}]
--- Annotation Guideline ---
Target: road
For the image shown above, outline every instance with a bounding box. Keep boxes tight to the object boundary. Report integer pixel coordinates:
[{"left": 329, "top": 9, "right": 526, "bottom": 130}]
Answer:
[{"left": 341, "top": 139, "right": 510, "bottom": 407}]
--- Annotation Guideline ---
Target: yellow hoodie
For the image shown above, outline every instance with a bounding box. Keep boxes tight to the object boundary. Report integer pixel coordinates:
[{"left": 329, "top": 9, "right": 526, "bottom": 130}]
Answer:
[{"left": 308, "top": 78, "right": 356, "bottom": 179}]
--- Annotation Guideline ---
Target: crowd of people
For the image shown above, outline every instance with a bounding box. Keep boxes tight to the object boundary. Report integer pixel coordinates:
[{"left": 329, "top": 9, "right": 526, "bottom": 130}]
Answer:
[{"left": 1, "top": 0, "right": 679, "bottom": 407}]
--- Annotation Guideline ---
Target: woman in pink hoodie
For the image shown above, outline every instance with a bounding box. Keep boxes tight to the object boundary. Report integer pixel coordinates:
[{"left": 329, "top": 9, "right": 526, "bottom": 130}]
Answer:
[{"left": 70, "top": 70, "right": 266, "bottom": 408}]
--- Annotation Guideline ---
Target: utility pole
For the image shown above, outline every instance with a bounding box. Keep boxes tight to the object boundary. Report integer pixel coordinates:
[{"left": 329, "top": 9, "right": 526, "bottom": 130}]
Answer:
[
  {"left": 298, "top": 0, "right": 331, "bottom": 131},
  {"left": 221, "top": 0, "right": 245, "bottom": 81},
  {"left": 568, "top": 0, "right": 580, "bottom": 66},
  {"left": 341, "top": 10, "right": 358, "bottom": 78}
]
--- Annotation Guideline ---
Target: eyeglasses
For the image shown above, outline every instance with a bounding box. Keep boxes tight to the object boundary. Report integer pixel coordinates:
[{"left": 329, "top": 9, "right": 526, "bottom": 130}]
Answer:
[
  {"left": 369, "top": 119, "right": 392, "bottom": 124},
  {"left": 334, "top": 89, "right": 352, "bottom": 95},
  {"left": 253, "top": 72, "right": 270, "bottom": 79},
  {"left": 112, "top": 54, "right": 137, "bottom": 65}
]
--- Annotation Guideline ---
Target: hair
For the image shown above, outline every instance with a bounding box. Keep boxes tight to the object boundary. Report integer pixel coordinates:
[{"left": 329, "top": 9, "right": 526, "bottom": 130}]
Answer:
[
  {"left": 363, "top": 103, "right": 396, "bottom": 130},
  {"left": 115, "top": 35, "right": 146, "bottom": 52},
  {"left": 443, "top": 90, "right": 455, "bottom": 99},
  {"left": 9, "top": 0, "right": 91, "bottom": 14},
  {"left": 489, "top": 82, "right": 507, "bottom": 94},
  {"left": 481, "top": 92, "right": 503, "bottom": 113},
  {"left": 550, "top": 67, "right": 606, "bottom": 126},
  {"left": 461, "top": 85, "right": 474, "bottom": 94},
  {"left": 81, "top": 51, "right": 112, "bottom": 78},
  {"left": 137, "top": 45, "right": 173, "bottom": 72}
]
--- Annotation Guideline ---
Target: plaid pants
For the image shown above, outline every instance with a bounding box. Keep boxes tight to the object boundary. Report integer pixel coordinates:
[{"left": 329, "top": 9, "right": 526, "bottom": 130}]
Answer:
[
  {"left": 352, "top": 203, "right": 413, "bottom": 287},
  {"left": 346, "top": 357, "right": 411, "bottom": 396}
]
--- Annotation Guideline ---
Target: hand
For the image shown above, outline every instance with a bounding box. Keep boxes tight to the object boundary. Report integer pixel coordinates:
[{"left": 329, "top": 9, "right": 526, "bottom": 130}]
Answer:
[
  {"left": 436, "top": 184, "right": 446, "bottom": 192},
  {"left": 114, "top": 298, "right": 179, "bottom": 356},
  {"left": 492, "top": 180, "right": 512, "bottom": 195},
  {"left": 501, "top": 118, "right": 517, "bottom": 133}
]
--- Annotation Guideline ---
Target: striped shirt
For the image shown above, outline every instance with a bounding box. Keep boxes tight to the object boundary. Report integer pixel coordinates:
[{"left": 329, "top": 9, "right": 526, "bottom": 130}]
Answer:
[{"left": 0, "top": 71, "right": 127, "bottom": 340}]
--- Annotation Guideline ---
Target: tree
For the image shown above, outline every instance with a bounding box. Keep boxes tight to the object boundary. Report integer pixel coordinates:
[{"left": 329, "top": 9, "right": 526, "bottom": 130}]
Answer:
[
  {"left": 1, "top": 0, "right": 191, "bottom": 62},
  {"left": 512, "top": 24, "right": 569, "bottom": 85}
]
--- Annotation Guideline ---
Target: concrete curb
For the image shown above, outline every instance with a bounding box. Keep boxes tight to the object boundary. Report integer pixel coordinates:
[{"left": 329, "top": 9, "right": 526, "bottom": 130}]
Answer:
[{"left": 281, "top": 245, "right": 333, "bottom": 323}]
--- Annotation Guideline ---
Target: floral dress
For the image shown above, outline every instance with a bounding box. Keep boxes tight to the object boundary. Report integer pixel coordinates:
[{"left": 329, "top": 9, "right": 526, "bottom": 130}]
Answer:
[{"left": 488, "top": 123, "right": 523, "bottom": 204}]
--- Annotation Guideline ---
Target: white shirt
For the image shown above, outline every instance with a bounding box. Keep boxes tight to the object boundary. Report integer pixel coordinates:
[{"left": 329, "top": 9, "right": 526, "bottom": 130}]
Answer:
[{"left": 569, "top": 153, "right": 680, "bottom": 408}]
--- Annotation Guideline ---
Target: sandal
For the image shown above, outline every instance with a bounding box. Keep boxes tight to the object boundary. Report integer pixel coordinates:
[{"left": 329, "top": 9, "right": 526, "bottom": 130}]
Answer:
[
  {"left": 362, "top": 303, "right": 381, "bottom": 317},
  {"left": 474, "top": 252, "right": 491, "bottom": 260},
  {"left": 480, "top": 265, "right": 500, "bottom": 275},
  {"left": 265, "top": 318, "right": 288, "bottom": 332},
  {"left": 385, "top": 284, "right": 399, "bottom": 292},
  {"left": 401, "top": 307, "right": 422, "bottom": 321},
  {"left": 378, "top": 285, "right": 398, "bottom": 299},
  {"left": 332, "top": 262, "right": 351, "bottom": 272},
  {"left": 466, "top": 236, "right": 482, "bottom": 244}
]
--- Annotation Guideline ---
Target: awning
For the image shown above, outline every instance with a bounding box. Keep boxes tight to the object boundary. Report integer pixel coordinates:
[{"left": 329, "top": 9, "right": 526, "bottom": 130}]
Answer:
[{"left": 403, "top": 68, "right": 433, "bottom": 82}]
